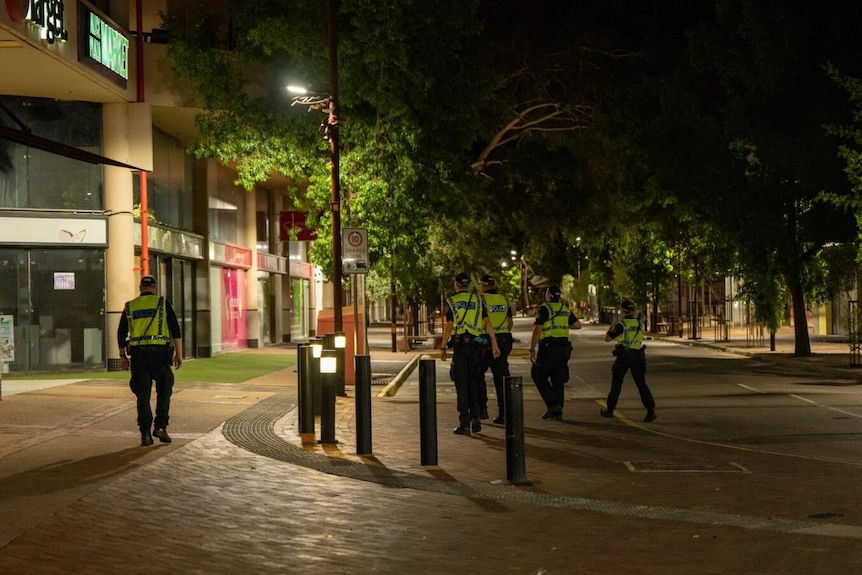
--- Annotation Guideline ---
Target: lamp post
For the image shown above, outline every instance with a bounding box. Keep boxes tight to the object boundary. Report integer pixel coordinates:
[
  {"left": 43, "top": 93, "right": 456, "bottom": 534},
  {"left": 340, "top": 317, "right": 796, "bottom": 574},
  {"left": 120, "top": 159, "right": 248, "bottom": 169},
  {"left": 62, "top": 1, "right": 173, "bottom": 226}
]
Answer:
[{"left": 287, "top": 0, "right": 343, "bottom": 333}]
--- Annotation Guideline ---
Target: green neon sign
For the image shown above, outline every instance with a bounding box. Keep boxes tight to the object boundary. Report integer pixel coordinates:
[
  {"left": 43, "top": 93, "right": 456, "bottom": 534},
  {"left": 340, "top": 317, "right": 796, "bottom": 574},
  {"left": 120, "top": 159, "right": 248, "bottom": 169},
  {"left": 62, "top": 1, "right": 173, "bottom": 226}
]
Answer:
[{"left": 88, "top": 11, "right": 128, "bottom": 80}]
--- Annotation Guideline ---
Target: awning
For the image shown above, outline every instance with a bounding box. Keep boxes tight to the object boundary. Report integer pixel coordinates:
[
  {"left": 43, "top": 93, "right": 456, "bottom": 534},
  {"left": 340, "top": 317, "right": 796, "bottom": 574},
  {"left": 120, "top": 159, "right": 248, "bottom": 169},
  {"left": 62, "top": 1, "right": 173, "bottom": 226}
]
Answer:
[{"left": 0, "top": 125, "right": 148, "bottom": 171}]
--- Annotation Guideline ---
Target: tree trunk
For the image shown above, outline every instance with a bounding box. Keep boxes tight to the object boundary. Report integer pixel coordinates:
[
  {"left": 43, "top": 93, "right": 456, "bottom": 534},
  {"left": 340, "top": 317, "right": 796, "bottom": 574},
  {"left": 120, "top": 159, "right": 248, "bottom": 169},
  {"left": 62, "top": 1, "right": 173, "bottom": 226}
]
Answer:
[{"left": 788, "top": 277, "right": 811, "bottom": 356}]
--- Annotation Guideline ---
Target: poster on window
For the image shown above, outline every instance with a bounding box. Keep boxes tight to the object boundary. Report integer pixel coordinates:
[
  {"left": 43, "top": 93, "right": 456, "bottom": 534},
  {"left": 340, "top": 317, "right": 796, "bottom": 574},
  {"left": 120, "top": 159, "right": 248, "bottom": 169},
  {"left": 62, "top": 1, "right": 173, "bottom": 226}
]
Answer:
[
  {"left": 54, "top": 272, "right": 76, "bottom": 290},
  {"left": 0, "top": 315, "right": 14, "bottom": 362},
  {"left": 220, "top": 268, "right": 247, "bottom": 350}
]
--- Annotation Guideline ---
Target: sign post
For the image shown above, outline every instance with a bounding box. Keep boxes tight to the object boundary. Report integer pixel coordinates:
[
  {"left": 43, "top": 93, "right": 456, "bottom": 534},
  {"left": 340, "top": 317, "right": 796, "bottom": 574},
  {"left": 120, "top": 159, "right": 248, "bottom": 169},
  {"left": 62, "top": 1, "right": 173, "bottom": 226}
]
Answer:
[{"left": 342, "top": 228, "right": 369, "bottom": 355}]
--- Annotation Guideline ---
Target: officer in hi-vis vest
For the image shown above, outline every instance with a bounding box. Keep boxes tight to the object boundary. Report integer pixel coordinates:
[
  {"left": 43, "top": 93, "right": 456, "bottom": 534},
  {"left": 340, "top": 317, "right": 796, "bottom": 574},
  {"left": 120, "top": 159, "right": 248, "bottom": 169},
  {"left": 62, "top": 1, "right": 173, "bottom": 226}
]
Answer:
[
  {"left": 601, "top": 300, "right": 656, "bottom": 422},
  {"left": 117, "top": 275, "right": 183, "bottom": 446},
  {"left": 529, "top": 285, "right": 581, "bottom": 421},
  {"left": 477, "top": 273, "right": 513, "bottom": 424},
  {"left": 440, "top": 272, "right": 500, "bottom": 435}
]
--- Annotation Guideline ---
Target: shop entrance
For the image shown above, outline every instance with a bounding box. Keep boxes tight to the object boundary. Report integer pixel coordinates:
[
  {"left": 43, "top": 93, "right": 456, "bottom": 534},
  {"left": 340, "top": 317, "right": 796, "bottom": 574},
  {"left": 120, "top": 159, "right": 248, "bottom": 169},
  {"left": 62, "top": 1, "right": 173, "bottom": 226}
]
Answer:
[{"left": 0, "top": 248, "right": 105, "bottom": 372}]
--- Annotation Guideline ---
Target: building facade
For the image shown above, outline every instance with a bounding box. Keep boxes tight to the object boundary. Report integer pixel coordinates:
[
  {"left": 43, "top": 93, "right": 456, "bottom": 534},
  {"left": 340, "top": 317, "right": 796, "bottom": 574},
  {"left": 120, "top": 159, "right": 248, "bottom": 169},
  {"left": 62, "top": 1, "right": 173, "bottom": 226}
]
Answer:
[{"left": 0, "top": 0, "right": 318, "bottom": 373}]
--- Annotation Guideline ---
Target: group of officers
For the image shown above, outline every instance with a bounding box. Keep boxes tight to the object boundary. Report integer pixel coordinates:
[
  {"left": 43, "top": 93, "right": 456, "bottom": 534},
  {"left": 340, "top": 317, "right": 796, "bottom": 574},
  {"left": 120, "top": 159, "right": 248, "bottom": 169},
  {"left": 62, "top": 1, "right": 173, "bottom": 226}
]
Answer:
[
  {"left": 116, "top": 270, "right": 656, "bottom": 447},
  {"left": 440, "top": 272, "right": 656, "bottom": 435}
]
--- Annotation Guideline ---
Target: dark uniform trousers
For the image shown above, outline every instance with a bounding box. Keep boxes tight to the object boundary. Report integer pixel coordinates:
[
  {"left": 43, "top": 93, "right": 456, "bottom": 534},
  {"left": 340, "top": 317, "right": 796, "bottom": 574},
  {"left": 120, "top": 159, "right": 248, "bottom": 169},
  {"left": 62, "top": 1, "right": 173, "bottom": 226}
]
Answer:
[
  {"left": 531, "top": 338, "right": 572, "bottom": 411},
  {"left": 451, "top": 333, "right": 482, "bottom": 427},
  {"left": 478, "top": 332, "right": 513, "bottom": 416},
  {"left": 606, "top": 347, "right": 654, "bottom": 413},
  {"left": 129, "top": 345, "right": 174, "bottom": 433}
]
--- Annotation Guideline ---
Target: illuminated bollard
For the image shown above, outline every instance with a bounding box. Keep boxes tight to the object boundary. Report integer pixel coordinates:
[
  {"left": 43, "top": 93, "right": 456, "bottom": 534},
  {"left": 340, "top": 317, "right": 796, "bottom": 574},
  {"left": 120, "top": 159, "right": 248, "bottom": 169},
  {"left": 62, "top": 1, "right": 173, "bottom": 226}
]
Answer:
[
  {"left": 297, "top": 343, "right": 314, "bottom": 434},
  {"left": 310, "top": 338, "right": 323, "bottom": 417},
  {"left": 319, "top": 348, "right": 338, "bottom": 445}
]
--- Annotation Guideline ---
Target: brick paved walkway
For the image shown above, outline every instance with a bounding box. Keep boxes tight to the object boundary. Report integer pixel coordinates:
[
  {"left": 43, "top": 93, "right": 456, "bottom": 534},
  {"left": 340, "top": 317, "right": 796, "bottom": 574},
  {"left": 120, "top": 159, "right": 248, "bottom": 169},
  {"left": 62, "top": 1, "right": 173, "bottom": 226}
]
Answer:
[{"left": 1, "top": 322, "right": 862, "bottom": 574}]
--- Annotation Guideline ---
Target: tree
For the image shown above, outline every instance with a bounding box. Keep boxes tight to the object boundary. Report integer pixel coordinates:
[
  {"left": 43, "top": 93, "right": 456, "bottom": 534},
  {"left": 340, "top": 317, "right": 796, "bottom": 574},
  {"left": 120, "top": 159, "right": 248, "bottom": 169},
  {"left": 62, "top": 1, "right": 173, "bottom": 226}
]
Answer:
[{"left": 683, "top": 1, "right": 862, "bottom": 354}]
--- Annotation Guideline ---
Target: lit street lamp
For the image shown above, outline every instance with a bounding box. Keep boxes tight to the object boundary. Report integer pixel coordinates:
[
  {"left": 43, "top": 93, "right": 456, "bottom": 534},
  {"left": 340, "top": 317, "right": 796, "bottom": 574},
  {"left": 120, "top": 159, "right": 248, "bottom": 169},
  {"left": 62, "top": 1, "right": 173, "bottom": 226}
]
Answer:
[{"left": 286, "top": 0, "right": 343, "bottom": 332}]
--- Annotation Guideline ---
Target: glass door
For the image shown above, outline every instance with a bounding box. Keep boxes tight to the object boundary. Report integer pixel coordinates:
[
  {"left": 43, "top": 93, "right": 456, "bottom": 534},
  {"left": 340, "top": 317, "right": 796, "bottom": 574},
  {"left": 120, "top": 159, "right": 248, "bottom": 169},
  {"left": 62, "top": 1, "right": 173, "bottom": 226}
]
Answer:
[{"left": 0, "top": 248, "right": 105, "bottom": 372}]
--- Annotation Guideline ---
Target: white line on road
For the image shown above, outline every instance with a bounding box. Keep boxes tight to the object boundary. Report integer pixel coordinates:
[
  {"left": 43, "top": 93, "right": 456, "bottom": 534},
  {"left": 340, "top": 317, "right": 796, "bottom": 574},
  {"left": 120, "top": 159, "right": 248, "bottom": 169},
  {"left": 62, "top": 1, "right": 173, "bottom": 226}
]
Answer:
[
  {"left": 789, "top": 394, "right": 862, "bottom": 418},
  {"left": 737, "top": 383, "right": 763, "bottom": 393},
  {"left": 737, "top": 384, "right": 862, "bottom": 417}
]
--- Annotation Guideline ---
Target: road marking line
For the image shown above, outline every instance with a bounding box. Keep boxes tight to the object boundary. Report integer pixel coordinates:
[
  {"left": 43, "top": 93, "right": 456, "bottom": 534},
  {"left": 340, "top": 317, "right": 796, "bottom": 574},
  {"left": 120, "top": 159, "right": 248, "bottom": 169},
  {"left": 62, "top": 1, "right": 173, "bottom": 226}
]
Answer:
[
  {"left": 594, "top": 400, "right": 862, "bottom": 467},
  {"left": 789, "top": 394, "right": 862, "bottom": 418},
  {"left": 737, "top": 383, "right": 763, "bottom": 393}
]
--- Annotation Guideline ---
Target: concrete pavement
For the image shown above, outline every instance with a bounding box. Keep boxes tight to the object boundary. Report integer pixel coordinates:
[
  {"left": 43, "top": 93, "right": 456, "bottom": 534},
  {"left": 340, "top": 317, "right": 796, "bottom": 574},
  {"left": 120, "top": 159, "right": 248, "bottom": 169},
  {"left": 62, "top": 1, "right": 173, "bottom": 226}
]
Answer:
[{"left": 1, "top": 320, "right": 862, "bottom": 573}]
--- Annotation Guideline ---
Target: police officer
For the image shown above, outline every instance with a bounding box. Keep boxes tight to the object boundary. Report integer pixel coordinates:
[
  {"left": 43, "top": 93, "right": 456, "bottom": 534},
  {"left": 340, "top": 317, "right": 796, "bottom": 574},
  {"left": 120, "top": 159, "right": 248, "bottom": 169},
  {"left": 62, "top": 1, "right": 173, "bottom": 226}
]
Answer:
[
  {"left": 529, "top": 285, "right": 581, "bottom": 420},
  {"left": 601, "top": 300, "right": 656, "bottom": 422},
  {"left": 117, "top": 275, "right": 183, "bottom": 446},
  {"left": 477, "top": 273, "right": 513, "bottom": 424},
  {"left": 440, "top": 273, "right": 500, "bottom": 435}
]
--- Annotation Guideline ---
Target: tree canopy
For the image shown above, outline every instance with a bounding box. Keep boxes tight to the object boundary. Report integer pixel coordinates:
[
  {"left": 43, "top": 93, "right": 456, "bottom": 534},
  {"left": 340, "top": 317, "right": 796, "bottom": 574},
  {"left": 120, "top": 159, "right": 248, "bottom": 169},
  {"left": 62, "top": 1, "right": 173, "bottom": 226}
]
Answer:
[{"left": 165, "top": 0, "right": 862, "bottom": 353}]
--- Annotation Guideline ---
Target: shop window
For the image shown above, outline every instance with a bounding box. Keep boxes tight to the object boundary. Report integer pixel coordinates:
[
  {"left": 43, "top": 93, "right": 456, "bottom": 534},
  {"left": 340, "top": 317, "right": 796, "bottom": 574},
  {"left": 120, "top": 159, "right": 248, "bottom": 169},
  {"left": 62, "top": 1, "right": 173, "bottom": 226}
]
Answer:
[
  {"left": 0, "top": 97, "right": 102, "bottom": 210},
  {"left": 0, "top": 248, "right": 105, "bottom": 371},
  {"left": 134, "top": 128, "right": 193, "bottom": 230}
]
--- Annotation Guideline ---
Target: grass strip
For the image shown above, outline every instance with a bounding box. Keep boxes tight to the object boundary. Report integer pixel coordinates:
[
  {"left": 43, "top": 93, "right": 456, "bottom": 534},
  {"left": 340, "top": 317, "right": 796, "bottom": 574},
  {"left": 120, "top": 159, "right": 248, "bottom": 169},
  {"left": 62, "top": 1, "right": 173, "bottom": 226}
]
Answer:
[{"left": 4, "top": 351, "right": 296, "bottom": 384}]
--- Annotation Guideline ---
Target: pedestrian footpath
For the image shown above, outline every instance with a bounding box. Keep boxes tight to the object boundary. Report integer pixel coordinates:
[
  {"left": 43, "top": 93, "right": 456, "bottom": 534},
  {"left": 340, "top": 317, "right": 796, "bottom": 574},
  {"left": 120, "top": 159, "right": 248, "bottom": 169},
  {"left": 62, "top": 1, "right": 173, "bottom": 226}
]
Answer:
[{"left": 276, "top": 321, "right": 862, "bottom": 495}]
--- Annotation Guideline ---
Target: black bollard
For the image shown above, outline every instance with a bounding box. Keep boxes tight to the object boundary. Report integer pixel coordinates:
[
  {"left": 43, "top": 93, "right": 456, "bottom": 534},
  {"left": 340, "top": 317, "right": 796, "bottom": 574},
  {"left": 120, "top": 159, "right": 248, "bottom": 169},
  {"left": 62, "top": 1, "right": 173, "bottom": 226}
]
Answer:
[
  {"left": 419, "top": 357, "right": 438, "bottom": 466},
  {"left": 297, "top": 344, "right": 314, "bottom": 434},
  {"left": 354, "top": 354, "right": 372, "bottom": 455},
  {"left": 319, "top": 349, "right": 338, "bottom": 444},
  {"left": 504, "top": 376, "right": 529, "bottom": 485},
  {"left": 310, "top": 338, "right": 323, "bottom": 416}
]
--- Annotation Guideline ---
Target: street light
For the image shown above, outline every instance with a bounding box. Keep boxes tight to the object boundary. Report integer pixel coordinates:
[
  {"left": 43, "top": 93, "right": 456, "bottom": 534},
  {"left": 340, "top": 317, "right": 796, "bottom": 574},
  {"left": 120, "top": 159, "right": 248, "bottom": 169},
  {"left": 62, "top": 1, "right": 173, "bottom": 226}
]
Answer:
[{"left": 286, "top": 0, "right": 343, "bottom": 333}]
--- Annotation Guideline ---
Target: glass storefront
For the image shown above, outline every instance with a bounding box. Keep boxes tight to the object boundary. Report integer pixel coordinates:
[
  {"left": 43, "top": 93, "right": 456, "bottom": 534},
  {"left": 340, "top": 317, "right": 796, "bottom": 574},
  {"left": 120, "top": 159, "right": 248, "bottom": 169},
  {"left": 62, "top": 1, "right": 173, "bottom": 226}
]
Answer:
[
  {"left": 258, "top": 277, "right": 272, "bottom": 346},
  {"left": 291, "top": 277, "right": 309, "bottom": 340},
  {"left": 0, "top": 97, "right": 103, "bottom": 211},
  {"left": 0, "top": 248, "right": 105, "bottom": 371},
  {"left": 209, "top": 266, "right": 247, "bottom": 353}
]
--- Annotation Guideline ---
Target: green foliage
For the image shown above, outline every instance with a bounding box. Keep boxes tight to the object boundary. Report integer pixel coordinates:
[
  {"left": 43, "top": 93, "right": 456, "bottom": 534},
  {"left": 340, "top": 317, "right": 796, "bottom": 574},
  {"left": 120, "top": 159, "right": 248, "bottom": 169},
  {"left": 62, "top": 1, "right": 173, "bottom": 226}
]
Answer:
[{"left": 162, "top": 0, "right": 862, "bottom": 348}]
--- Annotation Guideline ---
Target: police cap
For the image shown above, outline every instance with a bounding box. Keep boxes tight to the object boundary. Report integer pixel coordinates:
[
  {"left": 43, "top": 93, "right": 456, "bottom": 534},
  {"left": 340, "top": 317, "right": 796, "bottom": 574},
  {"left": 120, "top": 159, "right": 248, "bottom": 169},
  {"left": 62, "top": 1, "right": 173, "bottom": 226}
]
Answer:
[
  {"left": 479, "top": 274, "right": 495, "bottom": 286},
  {"left": 454, "top": 273, "right": 471, "bottom": 287},
  {"left": 140, "top": 275, "right": 157, "bottom": 288}
]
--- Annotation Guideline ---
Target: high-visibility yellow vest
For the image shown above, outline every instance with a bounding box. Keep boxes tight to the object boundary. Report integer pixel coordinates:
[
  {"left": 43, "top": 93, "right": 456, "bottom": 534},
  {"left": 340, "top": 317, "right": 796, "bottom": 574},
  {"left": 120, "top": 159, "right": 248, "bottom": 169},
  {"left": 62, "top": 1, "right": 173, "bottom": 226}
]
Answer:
[
  {"left": 447, "top": 291, "right": 482, "bottom": 336},
  {"left": 614, "top": 317, "right": 644, "bottom": 349},
  {"left": 126, "top": 295, "right": 171, "bottom": 346},
  {"left": 482, "top": 292, "right": 510, "bottom": 334},
  {"left": 539, "top": 302, "right": 570, "bottom": 339}
]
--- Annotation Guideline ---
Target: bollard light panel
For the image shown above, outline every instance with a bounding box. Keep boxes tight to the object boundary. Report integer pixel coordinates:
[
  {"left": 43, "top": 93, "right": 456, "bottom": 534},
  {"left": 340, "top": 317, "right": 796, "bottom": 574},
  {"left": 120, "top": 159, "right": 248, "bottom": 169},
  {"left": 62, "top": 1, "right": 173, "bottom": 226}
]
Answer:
[
  {"left": 334, "top": 333, "right": 347, "bottom": 349},
  {"left": 311, "top": 341, "right": 323, "bottom": 358},
  {"left": 320, "top": 353, "right": 337, "bottom": 374}
]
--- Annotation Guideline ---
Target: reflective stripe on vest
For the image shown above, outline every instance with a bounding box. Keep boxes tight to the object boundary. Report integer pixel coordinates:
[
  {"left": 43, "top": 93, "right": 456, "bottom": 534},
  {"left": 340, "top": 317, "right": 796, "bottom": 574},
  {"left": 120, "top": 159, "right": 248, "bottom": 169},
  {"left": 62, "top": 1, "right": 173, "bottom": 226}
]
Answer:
[
  {"left": 447, "top": 291, "right": 482, "bottom": 336},
  {"left": 615, "top": 317, "right": 644, "bottom": 349},
  {"left": 127, "top": 295, "right": 171, "bottom": 346},
  {"left": 482, "top": 292, "right": 510, "bottom": 334},
  {"left": 540, "top": 302, "right": 570, "bottom": 339}
]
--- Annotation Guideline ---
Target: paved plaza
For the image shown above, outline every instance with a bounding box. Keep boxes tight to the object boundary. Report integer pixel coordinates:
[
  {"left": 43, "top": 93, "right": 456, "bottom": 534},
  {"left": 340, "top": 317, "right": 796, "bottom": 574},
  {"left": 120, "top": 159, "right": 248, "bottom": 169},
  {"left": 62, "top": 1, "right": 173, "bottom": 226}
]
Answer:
[{"left": 1, "top": 320, "right": 862, "bottom": 574}]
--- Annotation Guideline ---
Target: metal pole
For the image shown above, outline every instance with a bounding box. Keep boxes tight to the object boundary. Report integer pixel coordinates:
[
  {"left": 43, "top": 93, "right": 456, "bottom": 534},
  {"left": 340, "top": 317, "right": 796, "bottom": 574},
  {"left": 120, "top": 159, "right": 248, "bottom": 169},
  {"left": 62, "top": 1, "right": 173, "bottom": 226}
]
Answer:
[
  {"left": 390, "top": 270, "right": 397, "bottom": 352},
  {"left": 319, "top": 349, "right": 338, "bottom": 444},
  {"left": 352, "top": 279, "right": 361, "bottom": 355},
  {"left": 335, "top": 332, "right": 346, "bottom": 396},
  {"left": 355, "top": 354, "right": 372, "bottom": 455},
  {"left": 361, "top": 274, "right": 369, "bottom": 355},
  {"left": 298, "top": 344, "right": 314, "bottom": 434},
  {"left": 419, "top": 357, "right": 438, "bottom": 466},
  {"left": 327, "top": 0, "right": 343, "bottom": 333},
  {"left": 504, "top": 376, "right": 529, "bottom": 485}
]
